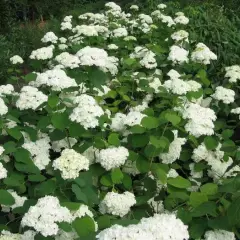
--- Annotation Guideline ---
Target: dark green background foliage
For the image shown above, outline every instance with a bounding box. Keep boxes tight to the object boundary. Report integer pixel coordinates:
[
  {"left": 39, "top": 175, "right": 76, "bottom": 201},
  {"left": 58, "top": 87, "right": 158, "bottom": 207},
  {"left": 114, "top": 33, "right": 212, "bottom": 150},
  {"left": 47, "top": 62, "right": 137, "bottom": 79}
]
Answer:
[{"left": 0, "top": 0, "right": 239, "bottom": 84}]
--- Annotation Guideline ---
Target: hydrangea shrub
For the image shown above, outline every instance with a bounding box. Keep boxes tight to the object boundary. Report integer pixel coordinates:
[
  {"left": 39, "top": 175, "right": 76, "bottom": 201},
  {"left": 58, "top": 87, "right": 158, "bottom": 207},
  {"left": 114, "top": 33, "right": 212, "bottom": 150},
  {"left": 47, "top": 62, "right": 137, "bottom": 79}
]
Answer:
[{"left": 1, "top": 2, "right": 240, "bottom": 240}]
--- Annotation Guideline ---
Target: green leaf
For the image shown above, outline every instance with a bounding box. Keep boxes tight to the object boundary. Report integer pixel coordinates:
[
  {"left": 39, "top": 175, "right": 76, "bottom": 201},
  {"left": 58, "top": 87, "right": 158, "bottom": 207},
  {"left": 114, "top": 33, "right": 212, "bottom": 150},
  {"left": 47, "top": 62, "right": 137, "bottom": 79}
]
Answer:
[
  {"left": 24, "top": 72, "right": 37, "bottom": 82},
  {"left": 189, "top": 192, "right": 208, "bottom": 207},
  {"left": 196, "top": 69, "right": 210, "bottom": 86},
  {"left": 35, "top": 179, "right": 57, "bottom": 197},
  {"left": 122, "top": 173, "right": 132, "bottom": 190},
  {"left": 221, "top": 140, "right": 237, "bottom": 152},
  {"left": 61, "top": 202, "right": 81, "bottom": 211},
  {"left": 189, "top": 219, "right": 208, "bottom": 239},
  {"left": 227, "top": 196, "right": 240, "bottom": 226},
  {"left": 111, "top": 168, "right": 123, "bottom": 184},
  {"left": 48, "top": 95, "right": 59, "bottom": 108},
  {"left": 3, "top": 141, "right": 16, "bottom": 154},
  {"left": 204, "top": 136, "right": 218, "bottom": 150},
  {"left": 58, "top": 222, "right": 72, "bottom": 232},
  {"left": 191, "top": 201, "right": 217, "bottom": 217},
  {"left": 151, "top": 167, "right": 167, "bottom": 184},
  {"left": 15, "top": 162, "right": 40, "bottom": 174},
  {"left": 100, "top": 174, "right": 113, "bottom": 187},
  {"left": 222, "top": 129, "right": 234, "bottom": 139},
  {"left": 73, "top": 216, "right": 96, "bottom": 237},
  {"left": 129, "top": 125, "right": 146, "bottom": 134},
  {"left": 141, "top": 116, "right": 159, "bottom": 129},
  {"left": 13, "top": 148, "right": 32, "bottom": 164},
  {"left": 108, "top": 133, "right": 120, "bottom": 147},
  {"left": 177, "top": 208, "right": 192, "bottom": 224},
  {"left": 97, "top": 215, "right": 111, "bottom": 230},
  {"left": 51, "top": 112, "right": 70, "bottom": 130},
  {"left": 136, "top": 156, "right": 151, "bottom": 173},
  {"left": 168, "top": 176, "right": 191, "bottom": 189},
  {"left": 72, "top": 184, "right": 88, "bottom": 203},
  {"left": 28, "top": 174, "right": 46, "bottom": 182},
  {"left": 128, "top": 134, "right": 149, "bottom": 148},
  {"left": 164, "top": 112, "right": 181, "bottom": 126},
  {"left": 200, "top": 183, "right": 218, "bottom": 196},
  {"left": 89, "top": 67, "right": 108, "bottom": 88},
  {"left": 0, "top": 190, "right": 15, "bottom": 205},
  {"left": 6, "top": 127, "right": 22, "bottom": 140},
  {"left": 149, "top": 136, "right": 170, "bottom": 150}
]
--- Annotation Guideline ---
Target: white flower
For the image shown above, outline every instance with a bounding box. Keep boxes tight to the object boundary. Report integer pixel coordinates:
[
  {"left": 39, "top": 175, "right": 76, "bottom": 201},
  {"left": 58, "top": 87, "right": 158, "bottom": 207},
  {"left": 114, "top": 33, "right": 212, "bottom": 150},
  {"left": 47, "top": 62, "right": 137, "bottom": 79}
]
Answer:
[
  {"left": 16, "top": 86, "right": 47, "bottom": 110},
  {"left": 107, "top": 44, "right": 118, "bottom": 50},
  {"left": 231, "top": 107, "right": 240, "bottom": 119},
  {"left": 0, "top": 84, "right": 14, "bottom": 97},
  {"left": 10, "top": 55, "right": 24, "bottom": 64},
  {"left": 53, "top": 149, "right": 90, "bottom": 180},
  {"left": 112, "top": 27, "right": 128, "bottom": 37},
  {"left": 99, "top": 191, "right": 136, "bottom": 217},
  {"left": 0, "top": 162, "right": 7, "bottom": 179},
  {"left": 157, "top": 4, "right": 167, "bottom": 9},
  {"left": 97, "top": 213, "right": 189, "bottom": 240},
  {"left": 159, "top": 130, "right": 186, "bottom": 164},
  {"left": 58, "top": 44, "right": 68, "bottom": 50},
  {"left": 55, "top": 52, "right": 80, "bottom": 69},
  {"left": 110, "top": 113, "right": 127, "bottom": 132},
  {"left": 33, "top": 69, "right": 77, "bottom": 91},
  {"left": 0, "top": 230, "right": 36, "bottom": 240},
  {"left": 72, "top": 25, "right": 98, "bottom": 36},
  {"left": 191, "top": 43, "right": 217, "bottom": 64},
  {"left": 96, "top": 146, "right": 129, "bottom": 170},
  {"left": 41, "top": 32, "right": 58, "bottom": 43},
  {"left": 181, "top": 102, "right": 217, "bottom": 137},
  {"left": 124, "top": 111, "right": 146, "bottom": 127},
  {"left": 211, "top": 86, "right": 235, "bottom": 104},
  {"left": 2, "top": 190, "right": 27, "bottom": 212},
  {"left": 174, "top": 15, "right": 189, "bottom": 25},
  {"left": 21, "top": 196, "right": 72, "bottom": 237},
  {"left": 160, "top": 14, "right": 175, "bottom": 27},
  {"left": 30, "top": 45, "right": 54, "bottom": 60},
  {"left": 23, "top": 135, "right": 51, "bottom": 170},
  {"left": 171, "top": 30, "right": 189, "bottom": 42},
  {"left": 130, "top": 5, "right": 139, "bottom": 11},
  {"left": 105, "top": 2, "right": 121, "bottom": 12},
  {"left": 167, "top": 69, "right": 181, "bottom": 79},
  {"left": 225, "top": 65, "right": 240, "bottom": 83},
  {"left": 69, "top": 94, "right": 104, "bottom": 129},
  {"left": 168, "top": 45, "right": 189, "bottom": 64},
  {"left": 124, "top": 36, "right": 137, "bottom": 41},
  {"left": 204, "top": 230, "right": 235, "bottom": 240},
  {"left": 138, "top": 14, "right": 153, "bottom": 24},
  {"left": 59, "top": 37, "right": 67, "bottom": 43},
  {"left": 164, "top": 78, "right": 191, "bottom": 95},
  {"left": 76, "top": 47, "right": 118, "bottom": 75},
  {"left": 0, "top": 146, "right": 4, "bottom": 156},
  {"left": 0, "top": 97, "right": 8, "bottom": 115},
  {"left": 149, "top": 77, "right": 162, "bottom": 93},
  {"left": 61, "top": 21, "right": 72, "bottom": 30}
]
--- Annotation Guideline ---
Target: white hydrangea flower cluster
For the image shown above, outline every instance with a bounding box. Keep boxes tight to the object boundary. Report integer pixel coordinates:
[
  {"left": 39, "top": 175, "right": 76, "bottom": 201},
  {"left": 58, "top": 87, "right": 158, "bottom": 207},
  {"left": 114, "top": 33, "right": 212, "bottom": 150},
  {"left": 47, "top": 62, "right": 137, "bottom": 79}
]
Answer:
[
  {"left": 168, "top": 45, "right": 189, "bottom": 64},
  {"left": 0, "top": 84, "right": 14, "bottom": 97},
  {"left": 53, "top": 149, "right": 90, "bottom": 179},
  {"left": 191, "top": 43, "right": 217, "bottom": 64},
  {"left": 225, "top": 65, "right": 240, "bottom": 83},
  {"left": 112, "top": 27, "right": 128, "bottom": 37},
  {"left": 204, "top": 230, "right": 235, "bottom": 240},
  {"left": 171, "top": 30, "right": 189, "bottom": 42},
  {"left": 192, "top": 143, "right": 238, "bottom": 181},
  {"left": 99, "top": 191, "right": 136, "bottom": 217},
  {"left": 181, "top": 102, "right": 217, "bottom": 137},
  {"left": 0, "top": 146, "right": 4, "bottom": 156},
  {"left": 76, "top": 47, "right": 118, "bottom": 75},
  {"left": 158, "top": 3, "right": 167, "bottom": 9},
  {"left": 97, "top": 213, "right": 189, "bottom": 240},
  {"left": 21, "top": 196, "right": 73, "bottom": 237},
  {"left": 10, "top": 55, "right": 24, "bottom": 64},
  {"left": 1, "top": 190, "right": 27, "bottom": 212},
  {"left": 61, "top": 15, "right": 73, "bottom": 30},
  {"left": 0, "top": 162, "right": 7, "bottom": 179},
  {"left": 22, "top": 134, "right": 51, "bottom": 170},
  {"left": 159, "top": 14, "right": 175, "bottom": 27},
  {"left": 96, "top": 146, "right": 129, "bottom": 170},
  {"left": 211, "top": 86, "right": 235, "bottom": 104},
  {"left": 16, "top": 86, "right": 47, "bottom": 110},
  {"left": 159, "top": 130, "right": 186, "bottom": 164},
  {"left": 0, "top": 230, "right": 36, "bottom": 240},
  {"left": 30, "top": 45, "right": 54, "bottom": 60},
  {"left": 231, "top": 107, "right": 240, "bottom": 119},
  {"left": 130, "top": 5, "right": 139, "bottom": 11},
  {"left": 33, "top": 69, "right": 77, "bottom": 91},
  {"left": 55, "top": 52, "right": 80, "bottom": 69},
  {"left": 174, "top": 14, "right": 189, "bottom": 25},
  {"left": 41, "top": 32, "right": 58, "bottom": 43},
  {"left": 0, "top": 98, "right": 8, "bottom": 116},
  {"left": 69, "top": 94, "right": 104, "bottom": 129},
  {"left": 130, "top": 46, "right": 157, "bottom": 69}
]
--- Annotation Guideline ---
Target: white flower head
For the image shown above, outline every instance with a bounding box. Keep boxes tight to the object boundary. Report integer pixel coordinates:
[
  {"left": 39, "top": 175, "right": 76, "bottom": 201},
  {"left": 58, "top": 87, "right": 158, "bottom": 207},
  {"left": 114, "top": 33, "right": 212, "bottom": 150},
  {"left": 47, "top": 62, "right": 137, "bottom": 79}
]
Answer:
[{"left": 10, "top": 55, "right": 24, "bottom": 64}]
